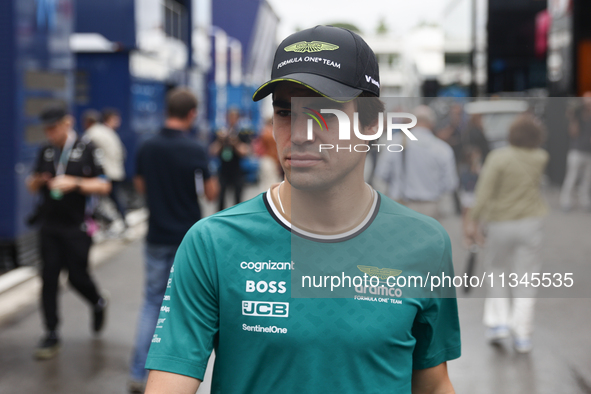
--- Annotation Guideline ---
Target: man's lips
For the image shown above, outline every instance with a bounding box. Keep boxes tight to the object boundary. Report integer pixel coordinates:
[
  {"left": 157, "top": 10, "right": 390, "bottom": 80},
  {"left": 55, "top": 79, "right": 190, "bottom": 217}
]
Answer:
[{"left": 286, "top": 154, "right": 323, "bottom": 168}]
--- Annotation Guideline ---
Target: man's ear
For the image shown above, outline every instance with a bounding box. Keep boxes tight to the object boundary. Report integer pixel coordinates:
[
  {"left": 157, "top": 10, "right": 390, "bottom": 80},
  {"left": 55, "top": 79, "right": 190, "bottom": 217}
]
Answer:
[{"left": 360, "top": 116, "right": 383, "bottom": 139}]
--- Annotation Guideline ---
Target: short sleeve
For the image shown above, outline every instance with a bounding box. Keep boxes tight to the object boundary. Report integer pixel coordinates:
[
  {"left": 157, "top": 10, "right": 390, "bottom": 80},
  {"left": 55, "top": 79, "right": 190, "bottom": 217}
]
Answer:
[
  {"left": 411, "top": 230, "right": 461, "bottom": 370},
  {"left": 197, "top": 145, "right": 211, "bottom": 180},
  {"left": 33, "top": 146, "right": 46, "bottom": 174},
  {"left": 135, "top": 142, "right": 146, "bottom": 176},
  {"left": 82, "top": 142, "right": 106, "bottom": 178},
  {"left": 145, "top": 221, "right": 219, "bottom": 380}
]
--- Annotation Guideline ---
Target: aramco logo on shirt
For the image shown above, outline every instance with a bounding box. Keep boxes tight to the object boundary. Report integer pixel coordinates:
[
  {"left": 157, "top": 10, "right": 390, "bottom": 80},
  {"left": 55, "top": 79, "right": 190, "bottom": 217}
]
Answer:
[{"left": 357, "top": 265, "right": 402, "bottom": 280}]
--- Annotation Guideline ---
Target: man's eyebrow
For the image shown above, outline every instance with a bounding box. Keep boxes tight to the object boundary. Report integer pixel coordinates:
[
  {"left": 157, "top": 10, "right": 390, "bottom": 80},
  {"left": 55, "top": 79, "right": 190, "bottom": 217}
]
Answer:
[
  {"left": 306, "top": 98, "right": 345, "bottom": 110},
  {"left": 272, "top": 100, "right": 291, "bottom": 109}
]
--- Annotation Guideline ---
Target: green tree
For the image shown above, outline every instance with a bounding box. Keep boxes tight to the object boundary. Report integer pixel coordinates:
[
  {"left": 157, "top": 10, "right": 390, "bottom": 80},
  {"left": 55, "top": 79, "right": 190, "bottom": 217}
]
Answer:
[{"left": 376, "top": 18, "right": 388, "bottom": 35}]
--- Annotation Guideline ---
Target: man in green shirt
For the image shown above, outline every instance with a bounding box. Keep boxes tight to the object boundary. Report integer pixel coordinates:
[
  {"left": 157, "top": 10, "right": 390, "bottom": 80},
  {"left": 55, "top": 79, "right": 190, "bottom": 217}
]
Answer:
[{"left": 145, "top": 25, "right": 461, "bottom": 393}]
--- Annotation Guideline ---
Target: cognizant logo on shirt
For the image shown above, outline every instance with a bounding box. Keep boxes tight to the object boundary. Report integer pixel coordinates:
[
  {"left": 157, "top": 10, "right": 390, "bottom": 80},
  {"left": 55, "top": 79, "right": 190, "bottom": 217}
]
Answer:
[{"left": 240, "top": 260, "right": 294, "bottom": 272}]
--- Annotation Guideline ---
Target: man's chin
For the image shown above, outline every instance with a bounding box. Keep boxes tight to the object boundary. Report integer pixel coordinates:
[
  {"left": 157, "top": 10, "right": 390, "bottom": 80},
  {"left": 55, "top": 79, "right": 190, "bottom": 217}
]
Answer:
[{"left": 286, "top": 171, "right": 333, "bottom": 192}]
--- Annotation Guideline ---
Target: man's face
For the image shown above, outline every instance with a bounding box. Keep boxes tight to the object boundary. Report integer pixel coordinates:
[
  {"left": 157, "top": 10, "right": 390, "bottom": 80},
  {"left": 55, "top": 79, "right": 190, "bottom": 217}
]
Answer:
[
  {"left": 44, "top": 117, "right": 70, "bottom": 147},
  {"left": 109, "top": 115, "right": 121, "bottom": 129},
  {"left": 272, "top": 82, "right": 369, "bottom": 191},
  {"left": 228, "top": 110, "right": 240, "bottom": 127}
]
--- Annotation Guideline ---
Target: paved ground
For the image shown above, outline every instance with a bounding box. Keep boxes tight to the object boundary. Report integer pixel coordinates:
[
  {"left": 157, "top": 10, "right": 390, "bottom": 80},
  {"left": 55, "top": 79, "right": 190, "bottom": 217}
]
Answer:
[
  {"left": 0, "top": 184, "right": 590, "bottom": 393},
  {"left": 443, "top": 187, "right": 591, "bottom": 394}
]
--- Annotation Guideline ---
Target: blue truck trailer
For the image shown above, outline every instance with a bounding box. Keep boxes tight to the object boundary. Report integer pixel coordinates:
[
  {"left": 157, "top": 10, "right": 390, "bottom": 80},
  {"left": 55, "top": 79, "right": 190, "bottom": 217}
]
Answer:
[{"left": 0, "top": 0, "right": 74, "bottom": 271}]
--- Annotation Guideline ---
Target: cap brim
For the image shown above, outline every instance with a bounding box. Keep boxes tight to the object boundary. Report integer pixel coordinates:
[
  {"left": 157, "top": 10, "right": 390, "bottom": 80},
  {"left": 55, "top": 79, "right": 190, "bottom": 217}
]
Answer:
[{"left": 252, "top": 73, "right": 363, "bottom": 102}]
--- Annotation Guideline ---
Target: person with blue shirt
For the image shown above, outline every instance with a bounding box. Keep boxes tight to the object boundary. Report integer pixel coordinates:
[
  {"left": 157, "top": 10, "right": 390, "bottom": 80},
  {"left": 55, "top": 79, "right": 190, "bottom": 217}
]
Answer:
[{"left": 128, "top": 88, "right": 218, "bottom": 393}]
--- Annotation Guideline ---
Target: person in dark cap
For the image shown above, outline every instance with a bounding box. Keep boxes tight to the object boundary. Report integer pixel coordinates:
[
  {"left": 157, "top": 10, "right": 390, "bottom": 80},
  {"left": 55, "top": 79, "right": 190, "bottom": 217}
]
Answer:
[
  {"left": 144, "top": 26, "right": 460, "bottom": 394},
  {"left": 81, "top": 109, "right": 101, "bottom": 132},
  {"left": 209, "top": 107, "right": 251, "bottom": 211},
  {"left": 26, "top": 105, "right": 111, "bottom": 360}
]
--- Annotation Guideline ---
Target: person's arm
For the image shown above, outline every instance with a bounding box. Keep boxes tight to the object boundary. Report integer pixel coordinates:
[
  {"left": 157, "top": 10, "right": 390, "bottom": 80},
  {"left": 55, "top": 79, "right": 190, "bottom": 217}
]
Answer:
[
  {"left": 209, "top": 132, "right": 225, "bottom": 156},
  {"left": 440, "top": 147, "right": 459, "bottom": 194},
  {"left": 412, "top": 362, "right": 455, "bottom": 394},
  {"left": 469, "top": 151, "right": 501, "bottom": 222},
  {"left": 204, "top": 176, "right": 218, "bottom": 202},
  {"left": 412, "top": 230, "right": 461, "bottom": 392},
  {"left": 48, "top": 175, "right": 111, "bottom": 195},
  {"left": 26, "top": 172, "right": 52, "bottom": 193},
  {"left": 27, "top": 147, "right": 51, "bottom": 193},
  {"left": 232, "top": 137, "right": 250, "bottom": 157},
  {"left": 134, "top": 175, "right": 146, "bottom": 195},
  {"left": 145, "top": 370, "right": 200, "bottom": 394}
]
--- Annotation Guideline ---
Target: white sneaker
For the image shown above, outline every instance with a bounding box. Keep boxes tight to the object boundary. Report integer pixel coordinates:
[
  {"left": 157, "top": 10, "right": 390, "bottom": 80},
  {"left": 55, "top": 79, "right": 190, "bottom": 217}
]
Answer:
[{"left": 486, "top": 326, "right": 510, "bottom": 344}]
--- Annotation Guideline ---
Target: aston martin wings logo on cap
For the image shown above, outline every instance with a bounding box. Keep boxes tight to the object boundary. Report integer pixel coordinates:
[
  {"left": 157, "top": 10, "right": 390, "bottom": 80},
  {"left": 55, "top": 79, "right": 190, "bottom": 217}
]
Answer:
[
  {"left": 357, "top": 265, "right": 402, "bottom": 280},
  {"left": 284, "top": 41, "right": 339, "bottom": 53}
]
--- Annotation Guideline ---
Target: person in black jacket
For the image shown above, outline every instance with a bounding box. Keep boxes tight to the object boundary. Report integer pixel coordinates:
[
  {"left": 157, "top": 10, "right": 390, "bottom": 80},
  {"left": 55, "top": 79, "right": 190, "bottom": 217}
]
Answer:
[{"left": 26, "top": 105, "right": 111, "bottom": 360}]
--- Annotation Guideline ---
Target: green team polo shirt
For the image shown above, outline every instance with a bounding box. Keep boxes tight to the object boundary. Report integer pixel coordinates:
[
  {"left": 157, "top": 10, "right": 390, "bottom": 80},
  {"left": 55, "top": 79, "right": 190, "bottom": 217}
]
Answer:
[{"left": 145, "top": 189, "right": 461, "bottom": 393}]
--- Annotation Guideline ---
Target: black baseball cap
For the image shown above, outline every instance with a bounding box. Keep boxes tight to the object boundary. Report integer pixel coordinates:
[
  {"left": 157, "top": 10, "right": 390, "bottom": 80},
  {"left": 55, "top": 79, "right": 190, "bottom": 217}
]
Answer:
[
  {"left": 252, "top": 25, "right": 380, "bottom": 102},
  {"left": 40, "top": 104, "right": 68, "bottom": 127}
]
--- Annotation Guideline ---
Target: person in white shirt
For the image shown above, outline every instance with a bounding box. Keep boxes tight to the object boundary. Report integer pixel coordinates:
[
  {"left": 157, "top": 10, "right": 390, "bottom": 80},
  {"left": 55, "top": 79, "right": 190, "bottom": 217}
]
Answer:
[
  {"left": 374, "top": 105, "right": 458, "bottom": 219},
  {"left": 84, "top": 108, "right": 128, "bottom": 227}
]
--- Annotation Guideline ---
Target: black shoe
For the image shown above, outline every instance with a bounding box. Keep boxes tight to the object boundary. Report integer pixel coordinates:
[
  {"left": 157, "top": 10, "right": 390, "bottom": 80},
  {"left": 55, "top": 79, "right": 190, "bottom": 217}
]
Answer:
[
  {"left": 93, "top": 296, "right": 108, "bottom": 334},
  {"left": 34, "top": 331, "right": 60, "bottom": 360},
  {"left": 127, "top": 380, "right": 145, "bottom": 393}
]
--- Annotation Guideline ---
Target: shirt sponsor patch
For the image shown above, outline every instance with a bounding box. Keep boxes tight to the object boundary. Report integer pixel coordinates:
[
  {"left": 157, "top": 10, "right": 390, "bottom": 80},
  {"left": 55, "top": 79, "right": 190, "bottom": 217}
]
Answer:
[{"left": 242, "top": 301, "right": 289, "bottom": 317}]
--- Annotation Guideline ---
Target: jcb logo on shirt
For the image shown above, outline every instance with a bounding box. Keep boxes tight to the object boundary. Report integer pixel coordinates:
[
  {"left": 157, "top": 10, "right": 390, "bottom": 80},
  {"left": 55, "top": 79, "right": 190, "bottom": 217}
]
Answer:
[{"left": 242, "top": 301, "right": 289, "bottom": 317}]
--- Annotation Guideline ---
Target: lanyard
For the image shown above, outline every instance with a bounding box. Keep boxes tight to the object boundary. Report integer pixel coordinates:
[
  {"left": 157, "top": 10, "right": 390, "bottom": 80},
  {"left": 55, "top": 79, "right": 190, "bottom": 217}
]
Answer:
[{"left": 54, "top": 131, "right": 76, "bottom": 176}]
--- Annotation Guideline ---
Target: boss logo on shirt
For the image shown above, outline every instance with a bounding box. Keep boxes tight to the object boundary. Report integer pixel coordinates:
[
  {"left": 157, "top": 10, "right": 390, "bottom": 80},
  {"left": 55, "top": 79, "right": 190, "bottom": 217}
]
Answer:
[
  {"left": 242, "top": 301, "right": 289, "bottom": 317},
  {"left": 245, "top": 280, "right": 287, "bottom": 294}
]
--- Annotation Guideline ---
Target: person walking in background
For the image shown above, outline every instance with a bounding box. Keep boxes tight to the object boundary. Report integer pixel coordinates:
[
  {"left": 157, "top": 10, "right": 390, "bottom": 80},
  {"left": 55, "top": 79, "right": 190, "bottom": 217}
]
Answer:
[
  {"left": 82, "top": 109, "right": 101, "bottom": 132},
  {"left": 459, "top": 113, "right": 490, "bottom": 247},
  {"left": 254, "top": 117, "right": 282, "bottom": 190},
  {"left": 465, "top": 113, "right": 490, "bottom": 162},
  {"left": 437, "top": 103, "right": 465, "bottom": 215},
  {"left": 84, "top": 108, "right": 128, "bottom": 230},
  {"left": 26, "top": 105, "right": 111, "bottom": 360},
  {"left": 209, "top": 108, "right": 250, "bottom": 211},
  {"left": 560, "top": 92, "right": 591, "bottom": 212},
  {"left": 128, "top": 88, "right": 218, "bottom": 393},
  {"left": 470, "top": 114, "right": 548, "bottom": 353},
  {"left": 374, "top": 105, "right": 458, "bottom": 219}
]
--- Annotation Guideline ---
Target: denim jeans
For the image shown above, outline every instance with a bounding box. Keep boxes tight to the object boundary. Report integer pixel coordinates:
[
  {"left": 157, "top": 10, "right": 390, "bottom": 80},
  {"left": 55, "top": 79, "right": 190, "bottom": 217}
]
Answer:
[{"left": 130, "top": 243, "right": 178, "bottom": 382}]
